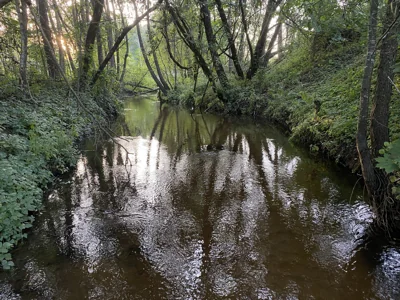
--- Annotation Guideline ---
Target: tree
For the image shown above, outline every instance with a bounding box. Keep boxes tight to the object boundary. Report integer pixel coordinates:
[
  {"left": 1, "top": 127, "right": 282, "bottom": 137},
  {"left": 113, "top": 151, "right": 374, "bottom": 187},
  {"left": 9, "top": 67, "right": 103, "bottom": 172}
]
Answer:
[
  {"left": 92, "top": 0, "right": 163, "bottom": 85},
  {"left": 15, "top": 0, "right": 28, "bottom": 88},
  {"left": 246, "top": 0, "right": 284, "bottom": 79},
  {"left": 370, "top": 0, "right": 400, "bottom": 157},
  {"left": 146, "top": 10, "right": 170, "bottom": 91},
  {"left": 37, "top": 0, "right": 59, "bottom": 79},
  {"left": 357, "top": 0, "right": 400, "bottom": 229},
  {"left": 215, "top": 0, "right": 244, "bottom": 78},
  {"left": 164, "top": 0, "right": 215, "bottom": 87},
  {"left": 199, "top": 0, "right": 228, "bottom": 89},
  {"left": 357, "top": 0, "right": 379, "bottom": 199},
  {"left": 80, "top": 0, "right": 104, "bottom": 86}
]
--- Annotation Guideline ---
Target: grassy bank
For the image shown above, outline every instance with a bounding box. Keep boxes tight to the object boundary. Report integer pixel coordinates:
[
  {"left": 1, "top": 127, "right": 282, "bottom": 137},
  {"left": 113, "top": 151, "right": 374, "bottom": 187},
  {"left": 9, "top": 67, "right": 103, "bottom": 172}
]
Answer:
[
  {"left": 167, "top": 41, "right": 400, "bottom": 171},
  {"left": 257, "top": 42, "right": 400, "bottom": 170},
  {"left": 0, "top": 83, "right": 119, "bottom": 269}
]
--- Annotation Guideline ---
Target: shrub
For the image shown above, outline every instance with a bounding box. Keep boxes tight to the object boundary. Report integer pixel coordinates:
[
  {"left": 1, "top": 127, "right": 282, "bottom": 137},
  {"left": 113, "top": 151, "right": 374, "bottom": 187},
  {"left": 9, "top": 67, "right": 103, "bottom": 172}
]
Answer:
[{"left": 0, "top": 85, "right": 117, "bottom": 269}]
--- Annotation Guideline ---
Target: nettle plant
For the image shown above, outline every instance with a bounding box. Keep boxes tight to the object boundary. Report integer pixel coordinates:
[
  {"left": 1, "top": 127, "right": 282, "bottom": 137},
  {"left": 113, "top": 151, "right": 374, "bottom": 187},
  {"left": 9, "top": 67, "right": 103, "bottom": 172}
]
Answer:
[{"left": 376, "top": 140, "right": 400, "bottom": 200}]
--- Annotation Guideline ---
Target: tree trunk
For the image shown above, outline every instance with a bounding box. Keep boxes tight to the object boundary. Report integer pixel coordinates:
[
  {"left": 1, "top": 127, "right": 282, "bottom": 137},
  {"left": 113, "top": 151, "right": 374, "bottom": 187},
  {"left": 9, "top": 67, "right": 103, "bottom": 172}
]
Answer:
[
  {"left": 50, "top": 5, "right": 65, "bottom": 74},
  {"left": 66, "top": 46, "right": 76, "bottom": 74},
  {"left": 117, "top": 0, "right": 128, "bottom": 82},
  {"left": 52, "top": 0, "right": 77, "bottom": 74},
  {"left": 215, "top": 0, "right": 244, "bottom": 78},
  {"left": 278, "top": 23, "right": 283, "bottom": 59},
  {"left": 92, "top": 0, "right": 162, "bottom": 85},
  {"left": 146, "top": 11, "right": 170, "bottom": 91},
  {"left": 161, "top": 23, "right": 190, "bottom": 70},
  {"left": 370, "top": 0, "right": 400, "bottom": 157},
  {"left": 37, "top": 0, "right": 59, "bottom": 79},
  {"left": 199, "top": 0, "right": 229, "bottom": 89},
  {"left": 165, "top": 0, "right": 214, "bottom": 86},
  {"left": 238, "top": 0, "right": 253, "bottom": 65},
  {"left": 16, "top": 0, "right": 28, "bottom": 89},
  {"left": 246, "top": 0, "right": 283, "bottom": 79},
  {"left": 96, "top": 30, "right": 104, "bottom": 67},
  {"left": 105, "top": 0, "right": 116, "bottom": 69},
  {"left": 135, "top": 2, "right": 167, "bottom": 95},
  {"left": 263, "top": 22, "right": 282, "bottom": 67},
  {"left": 356, "top": 0, "right": 379, "bottom": 196},
  {"left": 110, "top": 0, "right": 120, "bottom": 75},
  {"left": 80, "top": 0, "right": 104, "bottom": 86}
]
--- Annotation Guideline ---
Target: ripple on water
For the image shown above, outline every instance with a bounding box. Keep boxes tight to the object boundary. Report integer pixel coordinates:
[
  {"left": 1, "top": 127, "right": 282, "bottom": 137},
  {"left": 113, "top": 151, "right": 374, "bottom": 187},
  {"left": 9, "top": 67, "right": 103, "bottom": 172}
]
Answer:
[{"left": 1, "top": 98, "right": 399, "bottom": 299}]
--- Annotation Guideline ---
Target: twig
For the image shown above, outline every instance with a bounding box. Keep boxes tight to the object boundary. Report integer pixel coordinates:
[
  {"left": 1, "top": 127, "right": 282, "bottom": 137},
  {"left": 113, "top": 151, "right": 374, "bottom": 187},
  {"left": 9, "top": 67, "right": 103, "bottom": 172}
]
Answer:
[
  {"left": 388, "top": 75, "right": 400, "bottom": 95},
  {"left": 376, "top": 12, "right": 400, "bottom": 50}
]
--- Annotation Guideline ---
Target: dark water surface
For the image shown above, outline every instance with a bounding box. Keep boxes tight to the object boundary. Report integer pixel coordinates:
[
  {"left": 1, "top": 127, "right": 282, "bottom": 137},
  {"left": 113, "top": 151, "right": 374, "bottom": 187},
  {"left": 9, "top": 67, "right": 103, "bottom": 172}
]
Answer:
[{"left": 1, "top": 97, "right": 400, "bottom": 299}]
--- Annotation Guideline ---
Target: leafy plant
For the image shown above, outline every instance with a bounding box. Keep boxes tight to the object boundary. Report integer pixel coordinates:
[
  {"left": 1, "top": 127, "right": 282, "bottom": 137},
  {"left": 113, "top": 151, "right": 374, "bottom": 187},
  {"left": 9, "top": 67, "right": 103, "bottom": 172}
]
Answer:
[
  {"left": 0, "top": 85, "right": 117, "bottom": 269},
  {"left": 376, "top": 140, "right": 400, "bottom": 200}
]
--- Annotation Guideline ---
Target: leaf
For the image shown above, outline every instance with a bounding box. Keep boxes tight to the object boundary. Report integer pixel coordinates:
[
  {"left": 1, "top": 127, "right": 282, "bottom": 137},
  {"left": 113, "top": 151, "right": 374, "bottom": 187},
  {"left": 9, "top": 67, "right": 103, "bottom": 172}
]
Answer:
[{"left": 376, "top": 157, "right": 398, "bottom": 173}]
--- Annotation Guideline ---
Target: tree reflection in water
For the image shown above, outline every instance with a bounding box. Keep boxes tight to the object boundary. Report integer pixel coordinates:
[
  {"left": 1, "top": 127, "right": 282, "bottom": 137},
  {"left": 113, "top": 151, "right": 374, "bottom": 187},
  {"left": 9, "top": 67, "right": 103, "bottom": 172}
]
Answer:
[{"left": 1, "top": 97, "right": 399, "bottom": 300}]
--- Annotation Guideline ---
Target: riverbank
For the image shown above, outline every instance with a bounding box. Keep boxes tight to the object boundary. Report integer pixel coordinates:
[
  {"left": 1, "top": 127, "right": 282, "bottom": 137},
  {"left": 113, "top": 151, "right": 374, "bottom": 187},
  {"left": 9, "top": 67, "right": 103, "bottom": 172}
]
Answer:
[
  {"left": 167, "top": 42, "right": 400, "bottom": 172},
  {"left": 0, "top": 84, "right": 119, "bottom": 269},
  {"left": 1, "top": 96, "right": 398, "bottom": 299}
]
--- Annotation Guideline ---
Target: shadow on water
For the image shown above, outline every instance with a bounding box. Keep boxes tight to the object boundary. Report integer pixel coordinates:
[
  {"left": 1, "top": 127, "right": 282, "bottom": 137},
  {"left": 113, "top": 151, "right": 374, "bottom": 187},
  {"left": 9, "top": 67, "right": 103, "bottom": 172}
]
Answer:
[{"left": 1, "top": 96, "right": 400, "bottom": 299}]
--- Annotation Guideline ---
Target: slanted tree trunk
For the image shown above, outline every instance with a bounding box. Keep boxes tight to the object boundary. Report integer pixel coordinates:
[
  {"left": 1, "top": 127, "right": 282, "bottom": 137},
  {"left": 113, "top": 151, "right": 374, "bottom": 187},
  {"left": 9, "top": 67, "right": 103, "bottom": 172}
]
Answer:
[
  {"left": 52, "top": 0, "right": 76, "bottom": 73},
  {"left": 199, "top": 0, "right": 229, "bottom": 89},
  {"left": 66, "top": 47, "right": 76, "bottom": 74},
  {"left": 92, "top": 0, "right": 162, "bottom": 85},
  {"left": 49, "top": 4, "right": 65, "bottom": 73},
  {"left": 146, "top": 11, "right": 170, "bottom": 91},
  {"left": 263, "top": 22, "right": 282, "bottom": 67},
  {"left": 238, "top": 0, "right": 253, "bottom": 65},
  {"left": 96, "top": 30, "right": 104, "bottom": 67},
  {"left": 80, "top": 0, "right": 104, "bottom": 86},
  {"left": 246, "top": 0, "right": 283, "bottom": 79},
  {"left": 135, "top": 2, "right": 167, "bottom": 95},
  {"left": 370, "top": 0, "right": 400, "bottom": 157},
  {"left": 161, "top": 20, "right": 190, "bottom": 71},
  {"left": 117, "top": 0, "right": 128, "bottom": 82},
  {"left": 37, "top": 0, "right": 59, "bottom": 79},
  {"left": 278, "top": 23, "right": 283, "bottom": 59},
  {"left": 215, "top": 0, "right": 244, "bottom": 78},
  {"left": 15, "top": 0, "right": 28, "bottom": 89},
  {"left": 165, "top": 0, "right": 214, "bottom": 87},
  {"left": 356, "top": 0, "right": 379, "bottom": 197},
  {"left": 105, "top": 0, "right": 115, "bottom": 68}
]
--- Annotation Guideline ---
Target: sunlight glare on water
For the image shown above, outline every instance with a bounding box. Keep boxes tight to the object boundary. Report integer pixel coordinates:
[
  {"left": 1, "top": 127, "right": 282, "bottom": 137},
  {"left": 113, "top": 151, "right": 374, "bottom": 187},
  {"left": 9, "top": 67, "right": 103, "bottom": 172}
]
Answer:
[{"left": 1, "top": 97, "right": 399, "bottom": 300}]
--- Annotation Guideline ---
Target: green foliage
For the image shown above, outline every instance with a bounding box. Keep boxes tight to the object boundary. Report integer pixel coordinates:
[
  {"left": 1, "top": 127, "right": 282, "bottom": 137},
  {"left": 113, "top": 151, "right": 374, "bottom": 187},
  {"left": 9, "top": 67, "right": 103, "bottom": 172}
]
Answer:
[
  {"left": 0, "top": 84, "right": 117, "bottom": 269},
  {"left": 222, "top": 81, "right": 267, "bottom": 116},
  {"left": 255, "top": 41, "right": 368, "bottom": 166},
  {"left": 376, "top": 140, "right": 400, "bottom": 200}
]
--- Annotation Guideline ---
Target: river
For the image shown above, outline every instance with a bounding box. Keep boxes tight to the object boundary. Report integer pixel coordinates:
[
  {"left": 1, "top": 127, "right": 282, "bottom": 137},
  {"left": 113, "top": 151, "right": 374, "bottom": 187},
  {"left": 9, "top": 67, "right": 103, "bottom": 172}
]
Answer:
[{"left": 1, "top": 97, "right": 399, "bottom": 299}]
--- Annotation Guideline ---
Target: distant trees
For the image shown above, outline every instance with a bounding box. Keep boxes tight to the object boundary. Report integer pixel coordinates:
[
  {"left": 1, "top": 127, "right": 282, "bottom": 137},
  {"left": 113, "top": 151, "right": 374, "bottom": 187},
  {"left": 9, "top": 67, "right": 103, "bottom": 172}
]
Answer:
[{"left": 0, "top": 0, "right": 160, "bottom": 90}]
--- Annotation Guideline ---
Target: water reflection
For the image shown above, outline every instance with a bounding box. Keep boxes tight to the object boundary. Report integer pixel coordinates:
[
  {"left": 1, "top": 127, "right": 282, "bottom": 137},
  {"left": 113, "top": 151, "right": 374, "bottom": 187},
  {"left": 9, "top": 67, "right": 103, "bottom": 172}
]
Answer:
[{"left": 1, "top": 97, "right": 400, "bottom": 299}]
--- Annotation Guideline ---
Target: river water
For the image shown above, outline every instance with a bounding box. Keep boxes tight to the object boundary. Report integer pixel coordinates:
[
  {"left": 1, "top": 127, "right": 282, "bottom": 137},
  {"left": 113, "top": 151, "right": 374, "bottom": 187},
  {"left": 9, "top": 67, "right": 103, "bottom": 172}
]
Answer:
[{"left": 1, "top": 97, "right": 400, "bottom": 299}]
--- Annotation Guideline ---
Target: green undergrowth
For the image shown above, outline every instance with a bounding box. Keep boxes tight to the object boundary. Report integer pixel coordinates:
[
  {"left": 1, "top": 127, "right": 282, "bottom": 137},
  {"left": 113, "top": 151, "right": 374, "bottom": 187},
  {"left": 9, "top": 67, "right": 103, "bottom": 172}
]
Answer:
[
  {"left": 166, "top": 76, "right": 267, "bottom": 116},
  {"left": 253, "top": 40, "right": 400, "bottom": 171},
  {"left": 0, "top": 83, "right": 119, "bottom": 269},
  {"left": 166, "top": 40, "right": 400, "bottom": 172}
]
